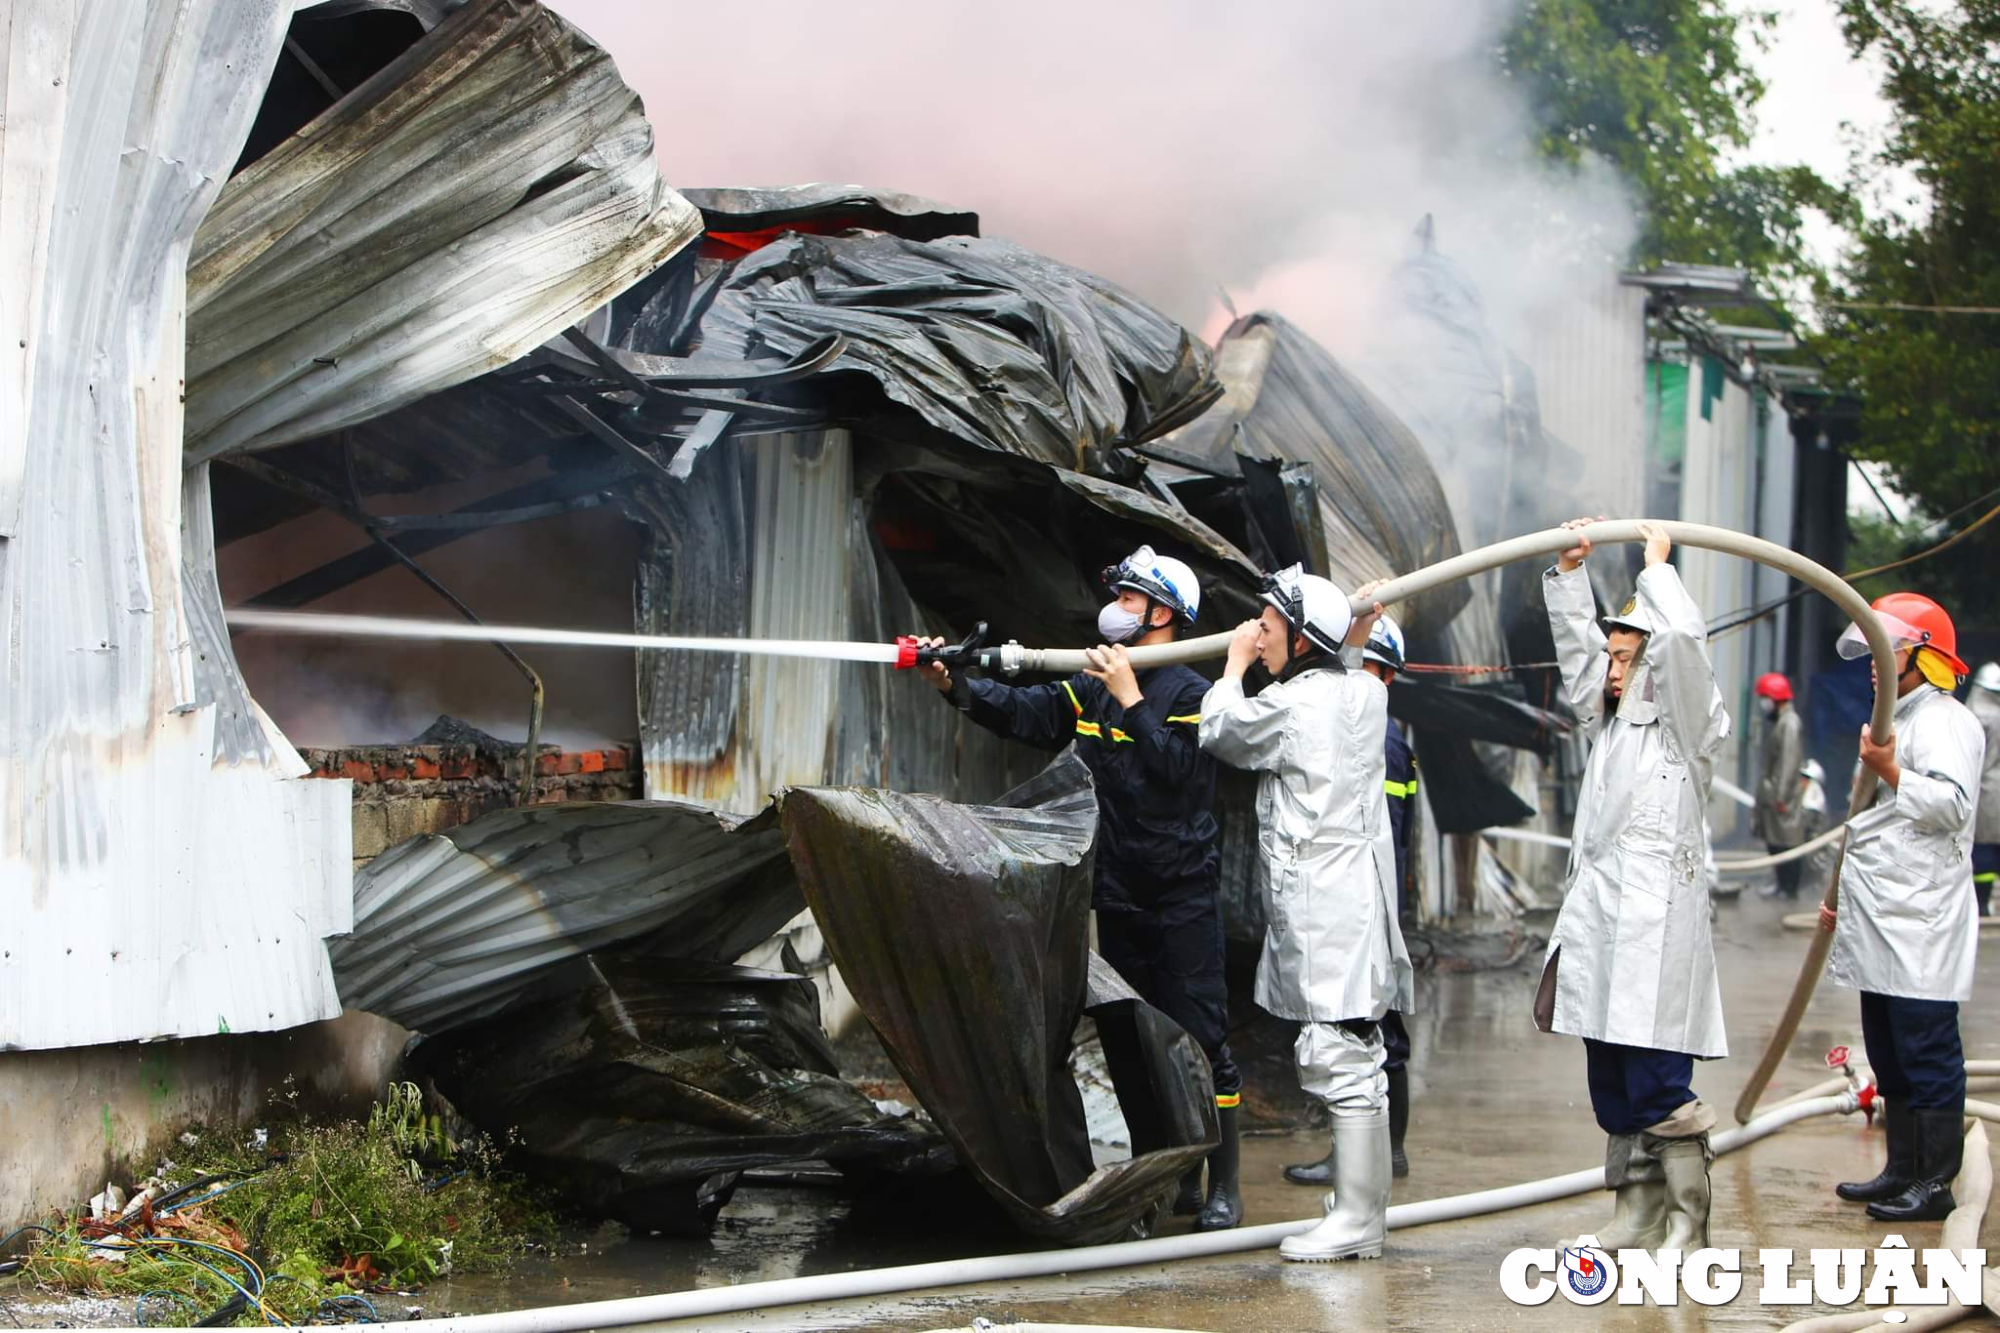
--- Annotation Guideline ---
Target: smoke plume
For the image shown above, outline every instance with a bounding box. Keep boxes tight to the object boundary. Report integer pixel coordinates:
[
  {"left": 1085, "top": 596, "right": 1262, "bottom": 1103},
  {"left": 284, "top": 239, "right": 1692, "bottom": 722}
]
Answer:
[{"left": 554, "top": 0, "right": 1637, "bottom": 357}]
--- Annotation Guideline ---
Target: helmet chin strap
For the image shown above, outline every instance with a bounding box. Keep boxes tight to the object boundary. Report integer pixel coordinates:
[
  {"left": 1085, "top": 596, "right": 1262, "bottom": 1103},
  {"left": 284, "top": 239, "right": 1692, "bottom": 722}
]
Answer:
[
  {"left": 1277, "top": 632, "right": 1332, "bottom": 682},
  {"left": 1127, "top": 595, "right": 1164, "bottom": 646}
]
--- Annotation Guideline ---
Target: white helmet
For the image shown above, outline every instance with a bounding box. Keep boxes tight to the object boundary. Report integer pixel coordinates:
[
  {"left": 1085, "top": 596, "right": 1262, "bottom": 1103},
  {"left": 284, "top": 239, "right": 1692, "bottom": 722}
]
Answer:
[
  {"left": 1801, "top": 758, "right": 1826, "bottom": 784},
  {"left": 1260, "top": 565, "right": 1352, "bottom": 656},
  {"left": 1604, "top": 592, "right": 1652, "bottom": 636},
  {"left": 1103, "top": 544, "right": 1201, "bottom": 624},
  {"left": 1975, "top": 662, "right": 2000, "bottom": 693},
  {"left": 1362, "top": 612, "right": 1406, "bottom": 673}
]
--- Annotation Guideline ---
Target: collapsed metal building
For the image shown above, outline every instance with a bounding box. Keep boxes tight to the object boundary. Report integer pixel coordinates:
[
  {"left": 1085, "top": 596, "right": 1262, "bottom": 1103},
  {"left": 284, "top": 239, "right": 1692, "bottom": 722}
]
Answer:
[{"left": 2, "top": 0, "right": 1578, "bottom": 1234}]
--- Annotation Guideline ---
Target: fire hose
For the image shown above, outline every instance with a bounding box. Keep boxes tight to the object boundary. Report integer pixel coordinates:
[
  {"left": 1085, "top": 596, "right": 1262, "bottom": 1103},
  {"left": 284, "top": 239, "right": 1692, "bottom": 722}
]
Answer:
[
  {"left": 1485, "top": 820, "right": 1849, "bottom": 873},
  {"left": 228, "top": 519, "right": 1896, "bottom": 1124},
  {"left": 997, "top": 518, "right": 1895, "bottom": 1125},
  {"left": 414, "top": 1092, "right": 1861, "bottom": 1332}
]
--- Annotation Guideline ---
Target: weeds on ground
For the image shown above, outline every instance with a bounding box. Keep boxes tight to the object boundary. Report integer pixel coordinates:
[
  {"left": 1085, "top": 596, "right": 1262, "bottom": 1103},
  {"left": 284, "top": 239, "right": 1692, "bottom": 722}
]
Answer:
[{"left": 2, "top": 1081, "right": 554, "bottom": 1326}]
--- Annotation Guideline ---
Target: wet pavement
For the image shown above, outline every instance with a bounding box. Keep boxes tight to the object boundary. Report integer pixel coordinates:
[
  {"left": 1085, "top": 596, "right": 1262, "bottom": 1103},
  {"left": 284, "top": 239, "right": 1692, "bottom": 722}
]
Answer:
[
  {"left": 414, "top": 883, "right": 2000, "bottom": 1331},
  {"left": 9, "top": 884, "right": 1997, "bottom": 1330}
]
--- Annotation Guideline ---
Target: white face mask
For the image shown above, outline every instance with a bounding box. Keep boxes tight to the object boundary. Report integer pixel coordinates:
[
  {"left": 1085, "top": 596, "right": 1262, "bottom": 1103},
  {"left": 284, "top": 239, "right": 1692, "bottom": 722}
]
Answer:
[
  {"left": 1097, "top": 601, "right": 1145, "bottom": 645},
  {"left": 1758, "top": 698, "right": 1777, "bottom": 719}
]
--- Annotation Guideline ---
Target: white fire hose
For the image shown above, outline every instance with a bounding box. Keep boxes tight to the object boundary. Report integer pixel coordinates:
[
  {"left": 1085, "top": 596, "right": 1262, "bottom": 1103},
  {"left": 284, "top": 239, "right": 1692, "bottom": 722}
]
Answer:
[
  {"left": 414, "top": 1093, "right": 1861, "bottom": 1332},
  {"left": 234, "top": 520, "right": 1894, "bottom": 1123},
  {"left": 1484, "top": 821, "right": 1849, "bottom": 873},
  {"left": 228, "top": 521, "right": 1906, "bottom": 1329}
]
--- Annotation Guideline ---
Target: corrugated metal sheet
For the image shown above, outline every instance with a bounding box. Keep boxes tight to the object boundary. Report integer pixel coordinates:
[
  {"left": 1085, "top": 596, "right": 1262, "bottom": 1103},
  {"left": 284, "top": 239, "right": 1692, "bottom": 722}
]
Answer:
[
  {"left": 0, "top": 0, "right": 354, "bottom": 1051},
  {"left": 1748, "top": 400, "right": 1798, "bottom": 694},
  {"left": 1678, "top": 366, "right": 1764, "bottom": 834},
  {"left": 633, "top": 430, "right": 1047, "bottom": 812},
  {"left": 182, "top": 0, "right": 701, "bottom": 463},
  {"left": 330, "top": 800, "right": 799, "bottom": 1033},
  {"left": 1517, "top": 273, "right": 1651, "bottom": 521},
  {"left": 0, "top": 1, "right": 75, "bottom": 540}
]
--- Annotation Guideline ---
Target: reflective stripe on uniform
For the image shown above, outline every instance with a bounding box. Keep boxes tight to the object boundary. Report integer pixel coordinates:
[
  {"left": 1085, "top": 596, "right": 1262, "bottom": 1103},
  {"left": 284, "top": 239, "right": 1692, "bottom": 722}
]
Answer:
[
  {"left": 1978, "top": 873, "right": 1999, "bottom": 885},
  {"left": 1384, "top": 778, "right": 1417, "bottom": 798},
  {"left": 1165, "top": 713, "right": 1201, "bottom": 724},
  {"left": 1066, "top": 680, "right": 1136, "bottom": 742},
  {"left": 1215, "top": 1092, "right": 1241, "bottom": 1109}
]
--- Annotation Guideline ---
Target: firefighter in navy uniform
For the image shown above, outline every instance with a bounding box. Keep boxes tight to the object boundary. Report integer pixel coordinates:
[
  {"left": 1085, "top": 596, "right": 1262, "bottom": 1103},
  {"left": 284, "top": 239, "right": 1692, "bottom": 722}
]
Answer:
[
  {"left": 912, "top": 546, "right": 1243, "bottom": 1232},
  {"left": 1284, "top": 611, "right": 1419, "bottom": 1186}
]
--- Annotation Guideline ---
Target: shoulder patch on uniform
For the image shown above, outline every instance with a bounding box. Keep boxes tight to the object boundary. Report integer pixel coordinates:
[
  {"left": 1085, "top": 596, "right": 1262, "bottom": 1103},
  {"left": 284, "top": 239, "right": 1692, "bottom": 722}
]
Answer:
[{"left": 1619, "top": 597, "right": 1638, "bottom": 618}]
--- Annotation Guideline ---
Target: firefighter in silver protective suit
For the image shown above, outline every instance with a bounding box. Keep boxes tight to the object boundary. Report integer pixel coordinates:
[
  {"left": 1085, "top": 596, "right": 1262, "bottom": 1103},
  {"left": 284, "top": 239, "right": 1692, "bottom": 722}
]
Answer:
[
  {"left": 1198, "top": 567, "right": 1415, "bottom": 1263},
  {"left": 1536, "top": 519, "right": 1731, "bottom": 1254},
  {"left": 1825, "top": 591, "right": 1986, "bottom": 1223}
]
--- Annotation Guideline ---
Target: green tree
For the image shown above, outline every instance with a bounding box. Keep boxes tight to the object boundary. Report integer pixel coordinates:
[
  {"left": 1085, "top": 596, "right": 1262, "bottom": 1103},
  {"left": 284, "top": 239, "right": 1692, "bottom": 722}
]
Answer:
[
  {"left": 1818, "top": 0, "right": 2000, "bottom": 561},
  {"left": 1499, "top": 0, "right": 1839, "bottom": 286}
]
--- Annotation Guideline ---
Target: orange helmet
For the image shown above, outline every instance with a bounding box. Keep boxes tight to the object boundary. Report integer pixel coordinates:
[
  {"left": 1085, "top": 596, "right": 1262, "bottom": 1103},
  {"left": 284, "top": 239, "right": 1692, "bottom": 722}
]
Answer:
[
  {"left": 1754, "top": 672, "right": 1793, "bottom": 702},
  {"left": 1836, "top": 591, "right": 1969, "bottom": 676}
]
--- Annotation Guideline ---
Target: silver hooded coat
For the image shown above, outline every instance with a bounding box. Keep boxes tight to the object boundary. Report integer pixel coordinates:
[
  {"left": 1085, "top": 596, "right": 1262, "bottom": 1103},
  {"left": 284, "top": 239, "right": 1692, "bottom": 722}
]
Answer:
[
  {"left": 1536, "top": 563, "right": 1731, "bottom": 1059},
  {"left": 1199, "top": 659, "right": 1416, "bottom": 1024},
  {"left": 1829, "top": 683, "right": 1985, "bottom": 1002},
  {"left": 1754, "top": 704, "right": 1808, "bottom": 847},
  {"left": 1970, "top": 683, "right": 2000, "bottom": 845}
]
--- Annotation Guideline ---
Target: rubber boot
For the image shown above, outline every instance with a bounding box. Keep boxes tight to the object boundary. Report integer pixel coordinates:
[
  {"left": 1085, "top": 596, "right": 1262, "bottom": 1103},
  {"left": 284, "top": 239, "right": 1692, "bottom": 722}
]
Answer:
[
  {"left": 1836, "top": 1098, "right": 1914, "bottom": 1203},
  {"left": 1171, "top": 1164, "right": 1204, "bottom": 1216},
  {"left": 1387, "top": 1065, "right": 1410, "bottom": 1179},
  {"left": 1279, "top": 1112, "right": 1389, "bottom": 1263},
  {"left": 1582, "top": 1133, "right": 1668, "bottom": 1252},
  {"left": 1193, "top": 1105, "right": 1242, "bottom": 1231},
  {"left": 1282, "top": 1148, "right": 1334, "bottom": 1186},
  {"left": 1868, "top": 1108, "right": 1964, "bottom": 1223},
  {"left": 1657, "top": 1135, "right": 1712, "bottom": 1251}
]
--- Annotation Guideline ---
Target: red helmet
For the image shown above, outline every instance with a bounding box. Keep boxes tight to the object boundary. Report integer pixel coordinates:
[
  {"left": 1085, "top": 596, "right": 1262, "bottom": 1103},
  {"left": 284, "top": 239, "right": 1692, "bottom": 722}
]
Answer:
[
  {"left": 1754, "top": 672, "right": 1793, "bottom": 703},
  {"left": 1837, "top": 591, "right": 1969, "bottom": 675}
]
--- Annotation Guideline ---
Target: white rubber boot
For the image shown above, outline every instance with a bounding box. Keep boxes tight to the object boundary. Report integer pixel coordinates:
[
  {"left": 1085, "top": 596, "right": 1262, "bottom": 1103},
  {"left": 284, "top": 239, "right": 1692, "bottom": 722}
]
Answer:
[
  {"left": 1577, "top": 1132, "right": 1668, "bottom": 1252},
  {"left": 1280, "top": 1112, "right": 1389, "bottom": 1262},
  {"left": 1657, "top": 1135, "right": 1712, "bottom": 1251}
]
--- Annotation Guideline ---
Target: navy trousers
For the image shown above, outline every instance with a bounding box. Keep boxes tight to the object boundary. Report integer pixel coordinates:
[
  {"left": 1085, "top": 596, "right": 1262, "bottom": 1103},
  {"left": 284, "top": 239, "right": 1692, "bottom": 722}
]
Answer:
[
  {"left": 1382, "top": 1009, "right": 1411, "bottom": 1071},
  {"left": 1974, "top": 843, "right": 1998, "bottom": 916},
  {"left": 1584, "top": 1038, "right": 1696, "bottom": 1135},
  {"left": 1860, "top": 990, "right": 1965, "bottom": 1111},
  {"left": 1098, "top": 891, "right": 1242, "bottom": 1099}
]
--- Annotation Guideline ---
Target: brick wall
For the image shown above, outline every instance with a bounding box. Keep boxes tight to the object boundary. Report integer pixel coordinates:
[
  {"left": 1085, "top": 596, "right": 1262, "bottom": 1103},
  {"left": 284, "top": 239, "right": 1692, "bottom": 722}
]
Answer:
[{"left": 300, "top": 744, "right": 642, "bottom": 864}]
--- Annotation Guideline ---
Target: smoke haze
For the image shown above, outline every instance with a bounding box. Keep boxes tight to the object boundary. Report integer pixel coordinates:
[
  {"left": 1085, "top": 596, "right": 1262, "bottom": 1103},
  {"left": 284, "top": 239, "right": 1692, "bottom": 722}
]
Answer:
[{"left": 554, "top": 0, "right": 1637, "bottom": 356}]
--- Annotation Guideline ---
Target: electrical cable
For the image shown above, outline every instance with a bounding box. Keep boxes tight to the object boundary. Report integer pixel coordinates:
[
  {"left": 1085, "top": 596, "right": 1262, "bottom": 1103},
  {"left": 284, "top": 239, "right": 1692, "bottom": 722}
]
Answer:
[
  {"left": 0, "top": 1227, "right": 53, "bottom": 1257},
  {"left": 87, "top": 1236, "right": 279, "bottom": 1327},
  {"left": 319, "top": 1294, "right": 380, "bottom": 1324},
  {"left": 157, "top": 1176, "right": 259, "bottom": 1217},
  {"left": 1826, "top": 300, "right": 2000, "bottom": 315},
  {"left": 136, "top": 1289, "right": 202, "bottom": 1327},
  {"left": 1706, "top": 492, "right": 2000, "bottom": 640}
]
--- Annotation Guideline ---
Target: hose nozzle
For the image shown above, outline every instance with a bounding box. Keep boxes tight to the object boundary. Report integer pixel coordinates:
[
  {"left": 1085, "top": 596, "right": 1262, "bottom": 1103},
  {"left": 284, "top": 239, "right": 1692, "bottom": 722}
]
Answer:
[{"left": 895, "top": 622, "right": 990, "bottom": 671}]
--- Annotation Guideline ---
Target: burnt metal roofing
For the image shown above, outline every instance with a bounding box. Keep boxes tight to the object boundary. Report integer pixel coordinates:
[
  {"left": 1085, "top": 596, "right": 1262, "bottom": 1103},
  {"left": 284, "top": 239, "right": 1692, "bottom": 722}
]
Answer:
[{"left": 184, "top": 0, "right": 701, "bottom": 465}]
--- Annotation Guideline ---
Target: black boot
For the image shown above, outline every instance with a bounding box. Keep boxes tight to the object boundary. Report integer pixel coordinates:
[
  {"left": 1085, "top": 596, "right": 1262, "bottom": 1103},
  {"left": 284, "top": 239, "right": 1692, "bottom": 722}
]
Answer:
[
  {"left": 1194, "top": 1105, "right": 1242, "bottom": 1231},
  {"left": 1868, "top": 1108, "right": 1964, "bottom": 1223},
  {"left": 1387, "top": 1065, "right": 1410, "bottom": 1179},
  {"left": 1172, "top": 1163, "right": 1204, "bottom": 1215},
  {"left": 1836, "top": 1098, "right": 1915, "bottom": 1202},
  {"left": 1283, "top": 1149, "right": 1334, "bottom": 1186}
]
